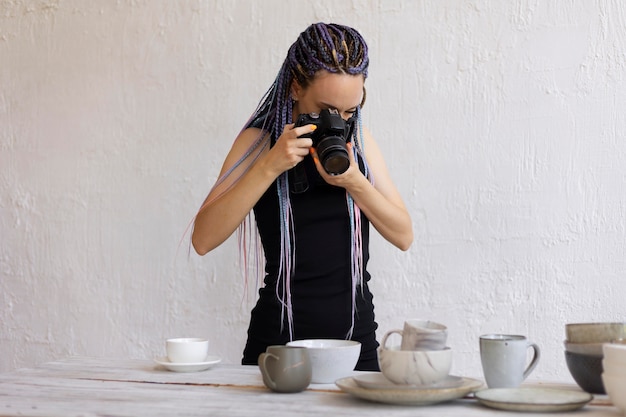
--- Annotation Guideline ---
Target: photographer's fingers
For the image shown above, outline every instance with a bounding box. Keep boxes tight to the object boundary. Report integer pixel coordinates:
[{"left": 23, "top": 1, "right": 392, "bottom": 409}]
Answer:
[
  {"left": 310, "top": 147, "right": 335, "bottom": 180},
  {"left": 291, "top": 124, "right": 316, "bottom": 141},
  {"left": 346, "top": 142, "right": 357, "bottom": 164},
  {"left": 309, "top": 147, "right": 320, "bottom": 167}
]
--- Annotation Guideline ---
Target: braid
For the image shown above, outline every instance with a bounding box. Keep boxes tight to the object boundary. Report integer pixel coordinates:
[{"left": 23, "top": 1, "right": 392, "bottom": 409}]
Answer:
[{"left": 284, "top": 22, "right": 369, "bottom": 89}]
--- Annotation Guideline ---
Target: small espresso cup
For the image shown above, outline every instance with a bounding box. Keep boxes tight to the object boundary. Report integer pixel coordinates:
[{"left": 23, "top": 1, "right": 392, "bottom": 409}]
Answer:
[
  {"left": 166, "top": 338, "right": 209, "bottom": 363},
  {"left": 383, "top": 319, "right": 448, "bottom": 351},
  {"left": 258, "top": 346, "right": 312, "bottom": 393},
  {"left": 480, "top": 334, "right": 540, "bottom": 388}
]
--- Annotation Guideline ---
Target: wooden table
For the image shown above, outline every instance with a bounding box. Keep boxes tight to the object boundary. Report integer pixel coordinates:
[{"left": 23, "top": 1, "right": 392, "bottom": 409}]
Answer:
[{"left": 0, "top": 357, "right": 619, "bottom": 416}]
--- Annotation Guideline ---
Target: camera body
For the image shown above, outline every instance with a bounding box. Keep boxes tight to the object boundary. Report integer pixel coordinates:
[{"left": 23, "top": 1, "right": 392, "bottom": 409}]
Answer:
[{"left": 294, "top": 109, "right": 356, "bottom": 175}]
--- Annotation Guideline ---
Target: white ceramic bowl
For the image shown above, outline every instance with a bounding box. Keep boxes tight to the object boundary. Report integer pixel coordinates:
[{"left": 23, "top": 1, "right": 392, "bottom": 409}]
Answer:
[
  {"left": 286, "top": 339, "right": 361, "bottom": 383},
  {"left": 566, "top": 323, "right": 626, "bottom": 344},
  {"left": 604, "top": 343, "right": 626, "bottom": 367},
  {"left": 378, "top": 346, "right": 452, "bottom": 386},
  {"left": 602, "top": 373, "right": 626, "bottom": 413}
]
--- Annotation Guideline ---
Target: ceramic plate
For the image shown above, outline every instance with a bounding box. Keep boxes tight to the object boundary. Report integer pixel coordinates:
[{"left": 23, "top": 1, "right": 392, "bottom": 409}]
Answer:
[
  {"left": 353, "top": 373, "right": 463, "bottom": 391},
  {"left": 154, "top": 356, "right": 221, "bottom": 373},
  {"left": 336, "top": 376, "right": 483, "bottom": 405},
  {"left": 474, "top": 388, "right": 593, "bottom": 412}
]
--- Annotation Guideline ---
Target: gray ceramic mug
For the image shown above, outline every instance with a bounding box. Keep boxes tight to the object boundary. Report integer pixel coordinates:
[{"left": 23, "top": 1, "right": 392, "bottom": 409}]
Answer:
[
  {"left": 258, "top": 346, "right": 312, "bottom": 393},
  {"left": 480, "top": 334, "right": 541, "bottom": 388}
]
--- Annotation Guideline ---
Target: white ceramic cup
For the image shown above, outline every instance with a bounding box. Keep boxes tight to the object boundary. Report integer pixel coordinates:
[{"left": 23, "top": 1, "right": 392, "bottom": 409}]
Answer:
[
  {"left": 382, "top": 319, "right": 448, "bottom": 351},
  {"left": 166, "top": 338, "right": 209, "bottom": 363},
  {"left": 480, "top": 334, "right": 540, "bottom": 388}
]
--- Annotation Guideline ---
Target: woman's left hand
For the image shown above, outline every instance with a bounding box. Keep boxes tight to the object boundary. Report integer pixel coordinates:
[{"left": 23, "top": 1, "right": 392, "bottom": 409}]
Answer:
[{"left": 310, "top": 142, "right": 363, "bottom": 189}]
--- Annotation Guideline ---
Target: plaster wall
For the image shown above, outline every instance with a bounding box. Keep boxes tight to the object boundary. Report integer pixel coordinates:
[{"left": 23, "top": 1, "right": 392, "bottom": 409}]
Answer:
[{"left": 1, "top": 0, "right": 625, "bottom": 382}]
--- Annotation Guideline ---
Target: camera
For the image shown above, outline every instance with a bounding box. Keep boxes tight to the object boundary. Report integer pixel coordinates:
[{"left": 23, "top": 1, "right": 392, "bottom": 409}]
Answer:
[{"left": 294, "top": 109, "right": 356, "bottom": 175}]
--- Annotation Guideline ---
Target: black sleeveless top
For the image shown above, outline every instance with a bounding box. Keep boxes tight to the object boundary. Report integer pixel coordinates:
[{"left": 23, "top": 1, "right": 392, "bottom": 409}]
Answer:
[{"left": 241, "top": 151, "right": 380, "bottom": 371}]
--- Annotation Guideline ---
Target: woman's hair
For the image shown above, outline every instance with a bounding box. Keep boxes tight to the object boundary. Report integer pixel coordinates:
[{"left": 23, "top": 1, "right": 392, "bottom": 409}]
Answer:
[
  {"left": 197, "top": 23, "right": 371, "bottom": 340},
  {"left": 248, "top": 22, "right": 369, "bottom": 141}
]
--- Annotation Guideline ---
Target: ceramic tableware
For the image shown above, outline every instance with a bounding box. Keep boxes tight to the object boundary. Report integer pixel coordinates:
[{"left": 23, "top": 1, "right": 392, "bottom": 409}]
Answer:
[
  {"left": 335, "top": 376, "right": 482, "bottom": 406},
  {"left": 378, "top": 329, "right": 452, "bottom": 386},
  {"left": 603, "top": 341, "right": 626, "bottom": 366},
  {"left": 475, "top": 388, "right": 592, "bottom": 412},
  {"left": 378, "top": 339, "right": 452, "bottom": 386},
  {"left": 602, "top": 373, "right": 626, "bottom": 413},
  {"left": 353, "top": 373, "right": 463, "bottom": 390},
  {"left": 258, "top": 345, "right": 312, "bottom": 393},
  {"left": 563, "top": 340, "right": 605, "bottom": 356},
  {"left": 286, "top": 339, "right": 360, "bottom": 383},
  {"left": 564, "top": 350, "right": 605, "bottom": 394},
  {"left": 166, "top": 338, "right": 209, "bottom": 363},
  {"left": 480, "top": 334, "right": 540, "bottom": 389},
  {"left": 154, "top": 355, "right": 221, "bottom": 372},
  {"left": 382, "top": 319, "right": 447, "bottom": 351},
  {"left": 566, "top": 322, "right": 626, "bottom": 344}
]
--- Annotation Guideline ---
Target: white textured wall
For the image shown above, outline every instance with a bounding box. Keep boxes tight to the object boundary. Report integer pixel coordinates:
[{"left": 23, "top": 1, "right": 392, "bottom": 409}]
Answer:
[{"left": 1, "top": 0, "right": 625, "bottom": 382}]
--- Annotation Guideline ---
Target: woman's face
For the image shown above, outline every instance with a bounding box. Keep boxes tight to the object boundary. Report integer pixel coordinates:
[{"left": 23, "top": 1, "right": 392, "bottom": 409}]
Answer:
[{"left": 292, "top": 71, "right": 365, "bottom": 122}]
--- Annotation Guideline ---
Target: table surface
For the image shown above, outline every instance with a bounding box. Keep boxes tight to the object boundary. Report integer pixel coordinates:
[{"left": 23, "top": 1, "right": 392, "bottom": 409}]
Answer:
[{"left": 0, "top": 356, "right": 619, "bottom": 417}]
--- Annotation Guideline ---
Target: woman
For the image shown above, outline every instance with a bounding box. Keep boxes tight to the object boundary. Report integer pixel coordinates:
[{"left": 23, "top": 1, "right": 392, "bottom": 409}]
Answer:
[{"left": 192, "top": 23, "right": 412, "bottom": 370}]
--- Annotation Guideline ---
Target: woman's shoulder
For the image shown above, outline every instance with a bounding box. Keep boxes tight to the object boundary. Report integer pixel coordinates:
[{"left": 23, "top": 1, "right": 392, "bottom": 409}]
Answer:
[
  {"left": 356, "top": 125, "right": 390, "bottom": 179},
  {"left": 232, "top": 127, "right": 269, "bottom": 150},
  {"left": 217, "top": 127, "right": 270, "bottom": 177},
  {"left": 357, "top": 125, "right": 379, "bottom": 157}
]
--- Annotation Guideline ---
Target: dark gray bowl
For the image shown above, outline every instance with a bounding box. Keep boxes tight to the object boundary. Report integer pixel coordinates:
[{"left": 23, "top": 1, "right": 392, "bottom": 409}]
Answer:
[{"left": 564, "top": 350, "right": 605, "bottom": 394}]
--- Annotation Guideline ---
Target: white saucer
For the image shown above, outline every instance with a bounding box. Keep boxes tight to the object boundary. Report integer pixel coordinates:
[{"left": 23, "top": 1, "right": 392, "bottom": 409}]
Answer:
[
  {"left": 474, "top": 388, "right": 593, "bottom": 412},
  {"left": 353, "top": 373, "right": 464, "bottom": 390},
  {"left": 154, "top": 356, "right": 221, "bottom": 372}
]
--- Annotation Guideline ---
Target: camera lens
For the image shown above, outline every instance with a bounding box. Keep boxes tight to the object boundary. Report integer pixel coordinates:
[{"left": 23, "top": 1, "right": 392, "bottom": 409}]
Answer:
[{"left": 317, "top": 136, "right": 349, "bottom": 175}]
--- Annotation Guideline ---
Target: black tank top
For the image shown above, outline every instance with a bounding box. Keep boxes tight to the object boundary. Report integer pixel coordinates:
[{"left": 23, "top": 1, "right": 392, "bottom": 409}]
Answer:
[{"left": 242, "top": 151, "right": 380, "bottom": 370}]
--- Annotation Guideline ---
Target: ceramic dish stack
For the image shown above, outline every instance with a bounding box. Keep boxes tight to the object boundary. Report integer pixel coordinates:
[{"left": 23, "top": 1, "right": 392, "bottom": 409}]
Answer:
[
  {"left": 602, "top": 342, "right": 626, "bottom": 415},
  {"left": 564, "top": 322, "right": 626, "bottom": 394},
  {"left": 335, "top": 321, "right": 483, "bottom": 405}
]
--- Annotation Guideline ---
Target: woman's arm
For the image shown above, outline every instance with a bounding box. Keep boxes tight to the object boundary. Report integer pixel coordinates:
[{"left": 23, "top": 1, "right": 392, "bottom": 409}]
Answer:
[
  {"left": 312, "top": 126, "right": 413, "bottom": 251},
  {"left": 192, "top": 124, "right": 314, "bottom": 255}
]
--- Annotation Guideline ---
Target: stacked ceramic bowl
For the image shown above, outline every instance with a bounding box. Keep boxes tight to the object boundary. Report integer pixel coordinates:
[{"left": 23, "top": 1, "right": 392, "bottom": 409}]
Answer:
[
  {"left": 602, "top": 342, "right": 626, "bottom": 415},
  {"left": 564, "top": 322, "right": 626, "bottom": 394}
]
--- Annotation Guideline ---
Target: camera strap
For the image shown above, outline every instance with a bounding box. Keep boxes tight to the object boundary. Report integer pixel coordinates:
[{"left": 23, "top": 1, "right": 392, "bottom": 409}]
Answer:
[
  {"left": 288, "top": 163, "right": 309, "bottom": 194},
  {"left": 345, "top": 113, "right": 358, "bottom": 142}
]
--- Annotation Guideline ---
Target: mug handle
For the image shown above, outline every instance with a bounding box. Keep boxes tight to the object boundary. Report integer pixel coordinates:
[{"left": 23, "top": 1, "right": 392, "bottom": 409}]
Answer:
[
  {"left": 523, "top": 342, "right": 541, "bottom": 380},
  {"left": 258, "top": 352, "right": 279, "bottom": 390},
  {"left": 381, "top": 329, "right": 403, "bottom": 349}
]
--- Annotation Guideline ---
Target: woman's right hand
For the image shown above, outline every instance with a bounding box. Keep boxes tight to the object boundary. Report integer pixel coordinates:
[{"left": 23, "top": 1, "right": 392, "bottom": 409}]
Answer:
[{"left": 264, "top": 123, "right": 315, "bottom": 175}]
